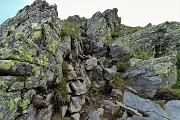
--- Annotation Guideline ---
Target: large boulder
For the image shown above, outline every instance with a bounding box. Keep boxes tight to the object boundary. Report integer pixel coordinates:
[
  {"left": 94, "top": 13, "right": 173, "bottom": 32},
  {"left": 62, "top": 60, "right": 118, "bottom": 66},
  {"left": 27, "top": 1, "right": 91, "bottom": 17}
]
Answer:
[
  {"left": 165, "top": 100, "right": 180, "bottom": 120},
  {"left": 123, "top": 92, "right": 169, "bottom": 120},
  {"left": 124, "top": 52, "right": 177, "bottom": 98}
]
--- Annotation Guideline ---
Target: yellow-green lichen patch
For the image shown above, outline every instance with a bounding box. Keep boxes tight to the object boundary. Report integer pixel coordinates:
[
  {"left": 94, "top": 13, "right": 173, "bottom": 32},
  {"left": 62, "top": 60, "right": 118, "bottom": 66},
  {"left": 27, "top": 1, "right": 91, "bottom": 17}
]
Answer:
[
  {"left": 31, "top": 65, "right": 41, "bottom": 77},
  {"left": 47, "top": 39, "right": 59, "bottom": 55},
  {"left": 34, "top": 25, "right": 42, "bottom": 30},
  {"left": 32, "top": 30, "right": 42, "bottom": 39},
  {"left": 37, "top": 54, "right": 48, "bottom": 67},
  {"left": 0, "top": 60, "right": 15, "bottom": 71},
  {"left": 9, "top": 98, "right": 14, "bottom": 110},
  {"left": 0, "top": 81, "right": 5, "bottom": 92},
  {"left": 9, "top": 82, "right": 24, "bottom": 91},
  {"left": 21, "top": 98, "right": 30, "bottom": 110},
  {"left": 153, "top": 62, "right": 170, "bottom": 75},
  {"left": 1, "top": 48, "right": 34, "bottom": 63},
  {"left": 0, "top": 113, "right": 3, "bottom": 119}
]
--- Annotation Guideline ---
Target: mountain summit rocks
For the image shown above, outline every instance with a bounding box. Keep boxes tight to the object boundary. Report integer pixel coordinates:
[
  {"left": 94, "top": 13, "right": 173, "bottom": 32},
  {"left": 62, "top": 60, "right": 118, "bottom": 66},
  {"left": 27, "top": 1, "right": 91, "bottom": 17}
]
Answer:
[
  {"left": 0, "top": 0, "right": 180, "bottom": 120},
  {"left": 0, "top": 0, "right": 61, "bottom": 119}
]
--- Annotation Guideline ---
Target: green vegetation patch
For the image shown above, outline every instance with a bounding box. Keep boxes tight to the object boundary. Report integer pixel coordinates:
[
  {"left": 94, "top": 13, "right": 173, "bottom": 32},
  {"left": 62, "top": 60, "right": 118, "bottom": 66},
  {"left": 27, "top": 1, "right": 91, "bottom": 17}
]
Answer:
[
  {"left": 111, "top": 25, "right": 143, "bottom": 38},
  {"left": 60, "top": 21, "right": 82, "bottom": 40},
  {"left": 62, "top": 61, "right": 69, "bottom": 76},
  {"left": 92, "top": 67, "right": 103, "bottom": 81},
  {"left": 54, "top": 78, "right": 68, "bottom": 104},
  {"left": 154, "top": 88, "right": 180, "bottom": 101},
  {"left": 109, "top": 73, "right": 129, "bottom": 92}
]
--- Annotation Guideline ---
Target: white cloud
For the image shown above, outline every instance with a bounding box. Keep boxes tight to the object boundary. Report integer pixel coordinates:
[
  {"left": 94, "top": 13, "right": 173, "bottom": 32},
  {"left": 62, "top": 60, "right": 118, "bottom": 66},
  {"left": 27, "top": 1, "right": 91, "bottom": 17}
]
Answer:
[{"left": 24, "top": 0, "right": 180, "bottom": 26}]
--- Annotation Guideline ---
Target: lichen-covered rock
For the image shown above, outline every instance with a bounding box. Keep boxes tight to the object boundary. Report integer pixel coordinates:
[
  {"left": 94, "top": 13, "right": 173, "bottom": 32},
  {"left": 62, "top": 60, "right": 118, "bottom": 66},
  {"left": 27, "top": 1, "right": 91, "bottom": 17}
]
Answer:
[
  {"left": 0, "top": 0, "right": 62, "bottom": 119},
  {"left": 124, "top": 52, "right": 177, "bottom": 98},
  {"left": 87, "top": 8, "right": 121, "bottom": 53},
  {"left": 111, "top": 21, "right": 180, "bottom": 59}
]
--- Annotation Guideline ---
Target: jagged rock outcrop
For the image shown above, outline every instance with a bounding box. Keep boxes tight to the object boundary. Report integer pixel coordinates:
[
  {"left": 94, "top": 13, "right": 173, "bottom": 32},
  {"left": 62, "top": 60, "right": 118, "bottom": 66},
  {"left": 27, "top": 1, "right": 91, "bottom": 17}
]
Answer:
[
  {"left": 124, "top": 52, "right": 177, "bottom": 98},
  {"left": 0, "top": 0, "right": 180, "bottom": 119},
  {"left": 87, "top": 8, "right": 121, "bottom": 53},
  {"left": 0, "top": 0, "right": 61, "bottom": 119},
  {"left": 110, "top": 21, "right": 180, "bottom": 58}
]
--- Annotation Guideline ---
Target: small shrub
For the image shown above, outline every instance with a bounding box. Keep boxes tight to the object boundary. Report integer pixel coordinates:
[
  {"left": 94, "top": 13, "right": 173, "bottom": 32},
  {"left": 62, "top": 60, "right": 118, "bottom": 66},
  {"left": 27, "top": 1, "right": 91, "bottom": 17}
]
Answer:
[
  {"left": 92, "top": 67, "right": 103, "bottom": 81},
  {"left": 54, "top": 78, "right": 68, "bottom": 104},
  {"left": 71, "top": 49, "right": 77, "bottom": 59},
  {"left": 109, "top": 73, "right": 129, "bottom": 92},
  {"left": 62, "top": 61, "right": 69, "bottom": 76},
  {"left": 176, "top": 52, "right": 180, "bottom": 69},
  {"left": 116, "top": 61, "right": 130, "bottom": 72},
  {"left": 130, "top": 51, "right": 152, "bottom": 60},
  {"left": 92, "top": 67, "right": 103, "bottom": 80},
  {"left": 111, "top": 25, "right": 143, "bottom": 38},
  {"left": 104, "top": 58, "right": 111, "bottom": 68},
  {"left": 154, "top": 100, "right": 166, "bottom": 108},
  {"left": 154, "top": 88, "right": 180, "bottom": 101}
]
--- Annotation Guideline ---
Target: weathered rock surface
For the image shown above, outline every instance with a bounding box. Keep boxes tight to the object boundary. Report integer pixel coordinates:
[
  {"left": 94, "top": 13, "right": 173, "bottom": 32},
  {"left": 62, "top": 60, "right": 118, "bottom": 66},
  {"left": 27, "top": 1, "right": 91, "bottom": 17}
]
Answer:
[
  {"left": 0, "top": 0, "right": 180, "bottom": 119},
  {"left": 87, "top": 8, "right": 121, "bottom": 53},
  {"left": 111, "top": 21, "right": 180, "bottom": 58},
  {"left": 123, "top": 92, "right": 169, "bottom": 120},
  {"left": 124, "top": 52, "right": 177, "bottom": 98},
  {"left": 165, "top": 100, "right": 180, "bottom": 120},
  {"left": 0, "top": 0, "right": 61, "bottom": 119}
]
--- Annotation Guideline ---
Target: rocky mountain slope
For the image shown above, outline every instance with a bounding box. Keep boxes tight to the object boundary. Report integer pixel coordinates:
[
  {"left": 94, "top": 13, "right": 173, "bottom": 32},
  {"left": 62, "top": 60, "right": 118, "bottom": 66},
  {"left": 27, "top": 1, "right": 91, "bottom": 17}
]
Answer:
[{"left": 0, "top": 0, "right": 180, "bottom": 120}]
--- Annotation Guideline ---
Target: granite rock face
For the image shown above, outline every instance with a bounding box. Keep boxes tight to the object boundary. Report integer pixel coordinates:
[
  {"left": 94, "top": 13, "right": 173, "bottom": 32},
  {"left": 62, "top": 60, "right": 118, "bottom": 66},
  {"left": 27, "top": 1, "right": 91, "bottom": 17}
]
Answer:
[
  {"left": 87, "top": 8, "right": 121, "bottom": 53},
  {"left": 0, "top": 0, "right": 61, "bottom": 119},
  {"left": 0, "top": 0, "right": 180, "bottom": 119},
  {"left": 111, "top": 21, "right": 180, "bottom": 59},
  {"left": 165, "top": 100, "right": 180, "bottom": 120},
  {"left": 123, "top": 92, "right": 169, "bottom": 120},
  {"left": 124, "top": 52, "right": 177, "bottom": 98}
]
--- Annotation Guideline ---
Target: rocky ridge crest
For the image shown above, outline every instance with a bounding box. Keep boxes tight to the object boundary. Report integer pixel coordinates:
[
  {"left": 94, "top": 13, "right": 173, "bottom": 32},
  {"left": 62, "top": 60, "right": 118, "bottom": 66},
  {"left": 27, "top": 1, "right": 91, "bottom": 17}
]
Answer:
[{"left": 0, "top": 0, "right": 180, "bottom": 120}]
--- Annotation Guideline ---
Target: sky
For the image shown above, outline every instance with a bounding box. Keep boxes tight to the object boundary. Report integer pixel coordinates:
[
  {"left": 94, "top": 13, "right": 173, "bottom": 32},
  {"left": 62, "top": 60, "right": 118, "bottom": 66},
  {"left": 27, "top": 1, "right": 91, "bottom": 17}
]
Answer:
[{"left": 0, "top": 0, "right": 180, "bottom": 26}]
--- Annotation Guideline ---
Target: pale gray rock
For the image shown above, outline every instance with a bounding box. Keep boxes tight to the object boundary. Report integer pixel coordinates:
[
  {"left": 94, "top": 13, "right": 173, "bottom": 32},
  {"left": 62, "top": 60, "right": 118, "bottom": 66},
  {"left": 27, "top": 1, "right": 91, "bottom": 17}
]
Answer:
[
  {"left": 102, "top": 67, "right": 117, "bottom": 80},
  {"left": 84, "top": 57, "right": 98, "bottom": 70},
  {"left": 102, "top": 100, "right": 120, "bottom": 114},
  {"left": 71, "top": 113, "right": 80, "bottom": 120},
  {"left": 165, "top": 100, "right": 180, "bottom": 120},
  {"left": 88, "top": 110, "right": 100, "bottom": 120},
  {"left": 123, "top": 92, "right": 169, "bottom": 120},
  {"left": 111, "top": 89, "right": 123, "bottom": 98},
  {"left": 70, "top": 80, "right": 87, "bottom": 95}
]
